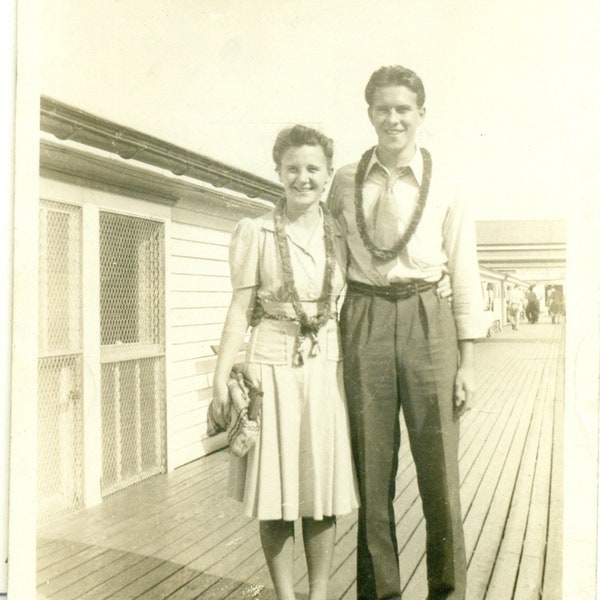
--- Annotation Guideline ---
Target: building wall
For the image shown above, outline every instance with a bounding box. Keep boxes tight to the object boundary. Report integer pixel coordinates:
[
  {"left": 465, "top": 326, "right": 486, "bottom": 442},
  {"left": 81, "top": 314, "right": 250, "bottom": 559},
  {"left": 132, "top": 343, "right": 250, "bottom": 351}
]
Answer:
[
  {"left": 37, "top": 164, "right": 272, "bottom": 518},
  {"left": 167, "top": 199, "right": 266, "bottom": 468}
]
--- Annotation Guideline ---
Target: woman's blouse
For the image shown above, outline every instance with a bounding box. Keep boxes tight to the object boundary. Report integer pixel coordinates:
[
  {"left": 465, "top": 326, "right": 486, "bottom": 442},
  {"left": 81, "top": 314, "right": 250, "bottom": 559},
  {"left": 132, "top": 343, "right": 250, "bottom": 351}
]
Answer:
[{"left": 229, "top": 208, "right": 346, "bottom": 319}]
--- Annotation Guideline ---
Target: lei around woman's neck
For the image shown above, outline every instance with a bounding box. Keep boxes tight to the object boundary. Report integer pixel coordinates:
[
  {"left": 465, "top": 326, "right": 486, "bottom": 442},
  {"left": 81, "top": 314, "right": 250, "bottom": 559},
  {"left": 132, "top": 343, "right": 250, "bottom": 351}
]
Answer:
[{"left": 273, "top": 198, "right": 336, "bottom": 365}]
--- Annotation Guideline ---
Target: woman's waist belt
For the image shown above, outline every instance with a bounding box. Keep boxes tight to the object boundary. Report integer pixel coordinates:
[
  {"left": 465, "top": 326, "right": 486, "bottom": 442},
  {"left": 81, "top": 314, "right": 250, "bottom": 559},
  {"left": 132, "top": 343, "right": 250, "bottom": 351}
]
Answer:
[
  {"left": 346, "top": 279, "right": 437, "bottom": 301},
  {"left": 261, "top": 311, "right": 339, "bottom": 324},
  {"left": 259, "top": 300, "right": 335, "bottom": 320}
]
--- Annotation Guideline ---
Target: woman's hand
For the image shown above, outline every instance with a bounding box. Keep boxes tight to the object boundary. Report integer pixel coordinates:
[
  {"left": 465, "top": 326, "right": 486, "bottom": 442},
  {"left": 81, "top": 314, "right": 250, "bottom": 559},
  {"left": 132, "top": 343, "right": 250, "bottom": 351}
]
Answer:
[
  {"left": 211, "top": 378, "right": 231, "bottom": 430},
  {"left": 210, "top": 286, "right": 257, "bottom": 430}
]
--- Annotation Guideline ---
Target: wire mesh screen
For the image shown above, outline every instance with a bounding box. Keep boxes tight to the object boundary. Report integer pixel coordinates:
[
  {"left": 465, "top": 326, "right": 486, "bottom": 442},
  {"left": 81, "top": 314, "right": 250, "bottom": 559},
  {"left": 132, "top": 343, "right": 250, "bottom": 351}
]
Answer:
[
  {"left": 38, "top": 200, "right": 83, "bottom": 524},
  {"left": 99, "top": 212, "right": 166, "bottom": 496}
]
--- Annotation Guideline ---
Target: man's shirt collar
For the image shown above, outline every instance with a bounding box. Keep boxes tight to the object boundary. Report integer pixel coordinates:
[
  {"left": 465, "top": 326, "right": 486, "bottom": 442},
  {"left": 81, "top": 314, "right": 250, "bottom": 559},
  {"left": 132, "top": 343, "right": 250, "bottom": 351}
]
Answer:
[{"left": 366, "top": 146, "right": 424, "bottom": 186}]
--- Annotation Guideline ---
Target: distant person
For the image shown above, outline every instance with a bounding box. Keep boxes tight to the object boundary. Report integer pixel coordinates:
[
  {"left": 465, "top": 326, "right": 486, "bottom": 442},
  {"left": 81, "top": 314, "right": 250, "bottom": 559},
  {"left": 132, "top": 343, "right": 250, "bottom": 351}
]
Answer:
[
  {"left": 546, "top": 285, "right": 554, "bottom": 316},
  {"left": 328, "top": 64, "right": 483, "bottom": 600},
  {"left": 507, "top": 286, "right": 524, "bottom": 330},
  {"left": 485, "top": 282, "right": 495, "bottom": 311},
  {"left": 525, "top": 285, "right": 540, "bottom": 323},
  {"left": 549, "top": 287, "right": 565, "bottom": 324}
]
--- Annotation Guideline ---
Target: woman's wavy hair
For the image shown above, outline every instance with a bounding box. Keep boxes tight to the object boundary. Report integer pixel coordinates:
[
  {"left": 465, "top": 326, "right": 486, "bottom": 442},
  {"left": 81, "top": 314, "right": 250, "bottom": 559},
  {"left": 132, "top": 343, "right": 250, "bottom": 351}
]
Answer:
[{"left": 272, "top": 124, "right": 334, "bottom": 169}]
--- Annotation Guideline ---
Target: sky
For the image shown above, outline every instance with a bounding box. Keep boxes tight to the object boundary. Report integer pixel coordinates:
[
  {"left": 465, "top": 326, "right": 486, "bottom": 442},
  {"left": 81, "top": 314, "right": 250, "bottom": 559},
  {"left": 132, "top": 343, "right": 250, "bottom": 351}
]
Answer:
[{"left": 39, "top": 0, "right": 598, "bottom": 221}]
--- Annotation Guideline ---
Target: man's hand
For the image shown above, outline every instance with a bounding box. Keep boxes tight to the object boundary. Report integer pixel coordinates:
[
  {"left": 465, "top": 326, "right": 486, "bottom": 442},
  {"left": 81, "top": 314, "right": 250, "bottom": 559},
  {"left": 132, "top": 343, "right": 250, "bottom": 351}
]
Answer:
[
  {"left": 454, "top": 340, "right": 475, "bottom": 418},
  {"left": 453, "top": 365, "right": 475, "bottom": 418},
  {"left": 436, "top": 273, "right": 452, "bottom": 300}
]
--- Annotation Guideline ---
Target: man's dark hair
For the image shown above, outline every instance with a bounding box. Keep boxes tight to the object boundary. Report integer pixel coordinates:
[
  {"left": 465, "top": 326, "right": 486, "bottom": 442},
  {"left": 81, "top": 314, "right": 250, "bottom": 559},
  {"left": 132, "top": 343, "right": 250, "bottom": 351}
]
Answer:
[
  {"left": 272, "top": 124, "right": 334, "bottom": 169},
  {"left": 364, "top": 65, "right": 426, "bottom": 108}
]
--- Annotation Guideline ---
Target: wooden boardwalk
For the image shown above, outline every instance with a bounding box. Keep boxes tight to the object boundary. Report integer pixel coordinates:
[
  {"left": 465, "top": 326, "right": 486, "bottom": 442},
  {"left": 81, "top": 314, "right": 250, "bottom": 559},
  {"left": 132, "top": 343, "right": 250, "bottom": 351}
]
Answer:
[{"left": 37, "top": 317, "right": 564, "bottom": 600}]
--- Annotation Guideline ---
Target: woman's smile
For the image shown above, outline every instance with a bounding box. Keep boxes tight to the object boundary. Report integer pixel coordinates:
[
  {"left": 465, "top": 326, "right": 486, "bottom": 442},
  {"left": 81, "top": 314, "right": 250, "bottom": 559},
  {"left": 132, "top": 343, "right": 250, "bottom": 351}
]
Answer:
[{"left": 277, "top": 144, "right": 332, "bottom": 212}]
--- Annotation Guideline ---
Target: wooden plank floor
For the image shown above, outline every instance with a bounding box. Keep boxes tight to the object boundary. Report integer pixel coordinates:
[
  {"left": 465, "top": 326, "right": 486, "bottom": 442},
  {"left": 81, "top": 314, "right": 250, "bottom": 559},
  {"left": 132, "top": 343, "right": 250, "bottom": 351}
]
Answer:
[{"left": 37, "top": 316, "right": 564, "bottom": 600}]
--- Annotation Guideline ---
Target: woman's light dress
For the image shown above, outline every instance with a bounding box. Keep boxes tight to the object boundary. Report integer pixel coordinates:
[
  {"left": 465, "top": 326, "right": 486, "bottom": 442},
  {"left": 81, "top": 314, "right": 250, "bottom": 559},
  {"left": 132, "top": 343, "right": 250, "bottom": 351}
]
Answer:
[{"left": 227, "top": 208, "right": 359, "bottom": 521}]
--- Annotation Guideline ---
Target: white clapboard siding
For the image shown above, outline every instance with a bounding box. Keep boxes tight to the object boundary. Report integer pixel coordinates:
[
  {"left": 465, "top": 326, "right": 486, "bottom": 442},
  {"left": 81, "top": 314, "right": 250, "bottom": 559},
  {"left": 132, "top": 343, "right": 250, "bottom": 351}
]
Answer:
[
  {"left": 174, "top": 431, "right": 229, "bottom": 468},
  {"left": 171, "top": 291, "right": 232, "bottom": 309},
  {"left": 171, "top": 205, "right": 241, "bottom": 233},
  {"left": 170, "top": 355, "right": 218, "bottom": 379},
  {"left": 168, "top": 217, "right": 236, "bottom": 468},
  {"left": 171, "top": 238, "right": 229, "bottom": 261},
  {"left": 171, "top": 341, "right": 221, "bottom": 362},
  {"left": 171, "top": 273, "right": 232, "bottom": 292},
  {"left": 175, "top": 421, "right": 212, "bottom": 448},
  {"left": 172, "top": 221, "right": 233, "bottom": 246},
  {"left": 171, "top": 256, "right": 230, "bottom": 277},
  {"left": 171, "top": 306, "right": 229, "bottom": 327},
  {"left": 167, "top": 199, "right": 269, "bottom": 468},
  {"left": 171, "top": 323, "right": 225, "bottom": 344},
  {"left": 171, "top": 388, "right": 212, "bottom": 417},
  {"left": 171, "top": 373, "right": 211, "bottom": 396}
]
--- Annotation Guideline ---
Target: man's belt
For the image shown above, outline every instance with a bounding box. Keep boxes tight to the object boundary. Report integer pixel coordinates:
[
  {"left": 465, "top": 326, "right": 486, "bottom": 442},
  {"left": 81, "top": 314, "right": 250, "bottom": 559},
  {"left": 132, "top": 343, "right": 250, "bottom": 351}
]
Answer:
[{"left": 346, "top": 279, "right": 437, "bottom": 301}]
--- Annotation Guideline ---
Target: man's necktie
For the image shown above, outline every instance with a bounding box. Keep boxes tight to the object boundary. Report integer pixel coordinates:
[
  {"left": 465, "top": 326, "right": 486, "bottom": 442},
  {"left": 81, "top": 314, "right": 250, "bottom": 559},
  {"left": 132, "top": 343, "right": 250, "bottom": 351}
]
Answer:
[{"left": 371, "top": 166, "right": 410, "bottom": 249}]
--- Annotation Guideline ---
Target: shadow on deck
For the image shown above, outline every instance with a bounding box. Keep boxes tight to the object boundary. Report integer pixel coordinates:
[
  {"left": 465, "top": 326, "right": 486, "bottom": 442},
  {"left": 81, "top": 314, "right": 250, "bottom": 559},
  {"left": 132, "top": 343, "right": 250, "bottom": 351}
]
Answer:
[{"left": 37, "top": 317, "right": 565, "bottom": 600}]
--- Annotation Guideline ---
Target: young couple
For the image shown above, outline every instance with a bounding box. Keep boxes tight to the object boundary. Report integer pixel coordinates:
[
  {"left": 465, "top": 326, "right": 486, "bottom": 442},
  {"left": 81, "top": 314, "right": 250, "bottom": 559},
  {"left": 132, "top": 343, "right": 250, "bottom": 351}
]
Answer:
[{"left": 212, "top": 65, "right": 484, "bottom": 600}]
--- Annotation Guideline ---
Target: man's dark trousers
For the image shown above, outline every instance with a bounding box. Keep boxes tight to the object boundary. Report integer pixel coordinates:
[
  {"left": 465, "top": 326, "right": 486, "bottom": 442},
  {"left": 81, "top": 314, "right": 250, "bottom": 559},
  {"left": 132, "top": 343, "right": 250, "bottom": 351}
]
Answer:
[{"left": 341, "top": 287, "right": 467, "bottom": 600}]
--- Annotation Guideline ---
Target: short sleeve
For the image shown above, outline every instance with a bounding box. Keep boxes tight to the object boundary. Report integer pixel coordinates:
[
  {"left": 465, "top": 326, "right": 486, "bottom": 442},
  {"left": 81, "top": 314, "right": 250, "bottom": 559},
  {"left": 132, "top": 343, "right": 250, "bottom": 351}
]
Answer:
[{"left": 229, "top": 218, "right": 260, "bottom": 289}]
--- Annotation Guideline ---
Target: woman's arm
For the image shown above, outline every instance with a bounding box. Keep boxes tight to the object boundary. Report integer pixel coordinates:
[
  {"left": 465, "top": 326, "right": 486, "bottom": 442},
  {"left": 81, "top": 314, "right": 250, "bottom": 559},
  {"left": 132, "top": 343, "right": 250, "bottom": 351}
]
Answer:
[{"left": 211, "top": 286, "right": 257, "bottom": 424}]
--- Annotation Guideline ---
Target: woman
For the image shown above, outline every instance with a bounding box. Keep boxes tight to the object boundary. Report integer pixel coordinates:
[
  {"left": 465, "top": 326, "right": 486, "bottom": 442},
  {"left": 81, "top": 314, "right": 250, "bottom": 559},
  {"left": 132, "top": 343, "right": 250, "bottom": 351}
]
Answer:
[{"left": 211, "top": 124, "right": 359, "bottom": 600}]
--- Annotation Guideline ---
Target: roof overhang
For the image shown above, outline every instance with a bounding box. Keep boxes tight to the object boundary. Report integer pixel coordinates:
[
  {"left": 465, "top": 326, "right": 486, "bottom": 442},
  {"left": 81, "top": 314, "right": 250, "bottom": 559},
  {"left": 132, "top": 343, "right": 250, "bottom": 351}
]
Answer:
[{"left": 40, "top": 96, "right": 283, "bottom": 204}]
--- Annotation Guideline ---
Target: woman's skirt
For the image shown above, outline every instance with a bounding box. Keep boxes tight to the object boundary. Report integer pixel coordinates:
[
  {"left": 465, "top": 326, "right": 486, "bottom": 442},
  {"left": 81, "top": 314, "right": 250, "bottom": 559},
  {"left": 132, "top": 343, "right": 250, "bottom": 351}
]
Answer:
[{"left": 229, "top": 318, "right": 359, "bottom": 521}]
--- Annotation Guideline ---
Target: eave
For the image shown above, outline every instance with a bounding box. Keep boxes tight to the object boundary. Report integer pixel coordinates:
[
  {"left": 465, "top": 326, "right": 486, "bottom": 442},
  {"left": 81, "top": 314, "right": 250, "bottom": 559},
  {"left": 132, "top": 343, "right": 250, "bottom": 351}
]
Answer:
[{"left": 40, "top": 96, "right": 283, "bottom": 204}]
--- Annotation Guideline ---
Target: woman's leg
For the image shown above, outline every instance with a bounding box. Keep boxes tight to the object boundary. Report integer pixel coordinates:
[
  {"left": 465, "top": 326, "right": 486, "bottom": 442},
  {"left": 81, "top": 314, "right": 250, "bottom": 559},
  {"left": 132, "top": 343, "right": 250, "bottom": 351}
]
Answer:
[
  {"left": 302, "top": 516, "right": 336, "bottom": 600},
  {"left": 260, "top": 520, "right": 296, "bottom": 600}
]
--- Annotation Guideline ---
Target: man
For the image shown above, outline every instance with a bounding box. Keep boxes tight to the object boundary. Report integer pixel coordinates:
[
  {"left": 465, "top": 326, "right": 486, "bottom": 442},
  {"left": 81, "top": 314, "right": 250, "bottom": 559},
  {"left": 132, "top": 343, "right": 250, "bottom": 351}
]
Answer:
[
  {"left": 525, "top": 285, "right": 540, "bottom": 323},
  {"left": 328, "top": 65, "right": 484, "bottom": 600}
]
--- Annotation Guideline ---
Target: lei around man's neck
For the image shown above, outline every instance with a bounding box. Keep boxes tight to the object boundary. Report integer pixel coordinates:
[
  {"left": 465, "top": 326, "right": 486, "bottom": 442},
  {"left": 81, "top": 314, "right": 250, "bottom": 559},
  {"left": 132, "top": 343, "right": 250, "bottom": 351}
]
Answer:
[{"left": 353, "top": 147, "right": 432, "bottom": 262}]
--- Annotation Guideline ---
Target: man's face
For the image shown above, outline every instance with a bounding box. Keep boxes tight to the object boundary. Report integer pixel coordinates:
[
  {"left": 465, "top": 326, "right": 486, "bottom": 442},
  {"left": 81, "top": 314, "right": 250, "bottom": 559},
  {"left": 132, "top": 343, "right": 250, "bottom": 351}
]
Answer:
[{"left": 368, "top": 85, "right": 425, "bottom": 157}]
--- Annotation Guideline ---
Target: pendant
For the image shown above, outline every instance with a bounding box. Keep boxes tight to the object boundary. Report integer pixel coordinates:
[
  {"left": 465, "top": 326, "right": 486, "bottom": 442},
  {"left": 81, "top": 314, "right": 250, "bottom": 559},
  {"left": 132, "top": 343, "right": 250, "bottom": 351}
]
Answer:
[
  {"left": 308, "top": 332, "right": 320, "bottom": 357},
  {"left": 293, "top": 333, "right": 305, "bottom": 367}
]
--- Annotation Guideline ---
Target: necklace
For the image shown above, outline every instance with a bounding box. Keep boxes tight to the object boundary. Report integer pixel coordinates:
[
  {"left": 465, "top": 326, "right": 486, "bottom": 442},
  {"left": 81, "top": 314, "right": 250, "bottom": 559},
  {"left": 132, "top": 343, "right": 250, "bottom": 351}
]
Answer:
[
  {"left": 286, "top": 211, "right": 321, "bottom": 249},
  {"left": 354, "top": 147, "right": 432, "bottom": 261},
  {"left": 274, "top": 198, "right": 336, "bottom": 366}
]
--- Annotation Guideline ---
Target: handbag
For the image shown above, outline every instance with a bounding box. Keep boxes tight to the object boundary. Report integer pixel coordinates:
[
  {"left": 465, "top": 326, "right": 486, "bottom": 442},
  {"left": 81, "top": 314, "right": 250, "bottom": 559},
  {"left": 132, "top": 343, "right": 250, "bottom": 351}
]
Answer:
[{"left": 207, "top": 366, "right": 263, "bottom": 458}]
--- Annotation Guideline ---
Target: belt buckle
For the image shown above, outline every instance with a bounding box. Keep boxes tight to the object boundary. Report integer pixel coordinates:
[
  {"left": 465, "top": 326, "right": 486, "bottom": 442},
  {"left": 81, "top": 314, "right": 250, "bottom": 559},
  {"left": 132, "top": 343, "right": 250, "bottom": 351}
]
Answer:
[
  {"left": 389, "top": 280, "right": 417, "bottom": 299},
  {"left": 406, "top": 281, "right": 419, "bottom": 298}
]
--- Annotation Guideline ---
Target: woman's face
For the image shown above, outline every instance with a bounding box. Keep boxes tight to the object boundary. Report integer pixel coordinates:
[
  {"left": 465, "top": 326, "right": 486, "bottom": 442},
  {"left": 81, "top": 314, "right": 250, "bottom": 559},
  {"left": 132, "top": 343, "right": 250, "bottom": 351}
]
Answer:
[{"left": 277, "top": 145, "right": 332, "bottom": 212}]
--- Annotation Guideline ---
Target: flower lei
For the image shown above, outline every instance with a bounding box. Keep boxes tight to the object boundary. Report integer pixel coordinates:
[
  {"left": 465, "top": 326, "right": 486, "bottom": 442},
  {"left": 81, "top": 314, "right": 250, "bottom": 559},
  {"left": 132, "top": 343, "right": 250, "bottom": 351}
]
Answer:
[
  {"left": 273, "top": 197, "right": 336, "bottom": 366},
  {"left": 354, "top": 146, "right": 432, "bottom": 261}
]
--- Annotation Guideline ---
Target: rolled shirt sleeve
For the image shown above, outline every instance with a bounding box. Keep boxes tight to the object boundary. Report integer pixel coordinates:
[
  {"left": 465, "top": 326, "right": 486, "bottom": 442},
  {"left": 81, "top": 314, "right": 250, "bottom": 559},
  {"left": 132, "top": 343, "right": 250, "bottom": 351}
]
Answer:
[{"left": 443, "top": 187, "right": 485, "bottom": 340}]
